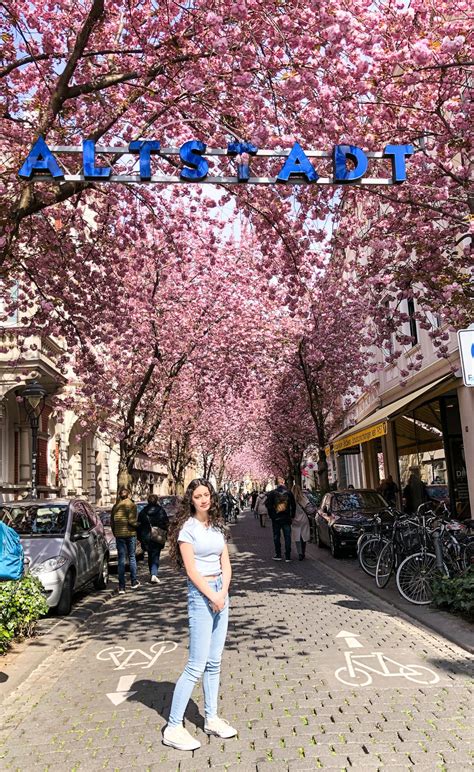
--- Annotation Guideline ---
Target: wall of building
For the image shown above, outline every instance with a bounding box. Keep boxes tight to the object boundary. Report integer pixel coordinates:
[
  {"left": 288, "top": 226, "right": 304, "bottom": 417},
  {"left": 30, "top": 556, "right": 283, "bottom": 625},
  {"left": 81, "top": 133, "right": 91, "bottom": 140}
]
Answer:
[{"left": 329, "top": 302, "right": 473, "bottom": 517}]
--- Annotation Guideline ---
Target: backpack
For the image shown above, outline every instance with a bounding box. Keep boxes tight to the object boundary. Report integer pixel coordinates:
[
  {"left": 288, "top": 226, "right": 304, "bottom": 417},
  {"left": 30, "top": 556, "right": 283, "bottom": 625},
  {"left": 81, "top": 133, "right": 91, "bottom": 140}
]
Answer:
[
  {"left": 274, "top": 490, "right": 289, "bottom": 516},
  {"left": 0, "top": 521, "right": 24, "bottom": 582}
]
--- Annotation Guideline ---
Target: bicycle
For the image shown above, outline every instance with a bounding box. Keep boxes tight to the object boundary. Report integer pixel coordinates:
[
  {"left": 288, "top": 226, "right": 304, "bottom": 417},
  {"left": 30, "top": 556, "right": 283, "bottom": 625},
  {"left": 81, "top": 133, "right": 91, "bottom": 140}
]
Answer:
[
  {"left": 358, "top": 509, "right": 397, "bottom": 577},
  {"left": 395, "top": 506, "right": 449, "bottom": 605},
  {"left": 375, "top": 513, "right": 421, "bottom": 589}
]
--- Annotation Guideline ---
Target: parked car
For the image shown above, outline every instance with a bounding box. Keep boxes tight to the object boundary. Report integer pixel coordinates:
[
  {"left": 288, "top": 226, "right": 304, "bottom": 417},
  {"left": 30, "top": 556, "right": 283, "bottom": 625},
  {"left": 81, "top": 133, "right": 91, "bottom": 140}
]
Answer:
[
  {"left": 315, "top": 489, "right": 390, "bottom": 558},
  {"left": 96, "top": 508, "right": 117, "bottom": 564},
  {"left": 0, "top": 498, "right": 109, "bottom": 615}
]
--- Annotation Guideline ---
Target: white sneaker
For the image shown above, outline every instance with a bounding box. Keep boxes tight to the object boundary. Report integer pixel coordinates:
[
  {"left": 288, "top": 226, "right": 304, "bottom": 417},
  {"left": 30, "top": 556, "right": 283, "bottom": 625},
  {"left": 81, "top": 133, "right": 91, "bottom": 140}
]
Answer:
[
  {"left": 162, "top": 723, "right": 201, "bottom": 751},
  {"left": 204, "top": 716, "right": 237, "bottom": 739},
  {"left": 150, "top": 575, "right": 160, "bottom": 584}
]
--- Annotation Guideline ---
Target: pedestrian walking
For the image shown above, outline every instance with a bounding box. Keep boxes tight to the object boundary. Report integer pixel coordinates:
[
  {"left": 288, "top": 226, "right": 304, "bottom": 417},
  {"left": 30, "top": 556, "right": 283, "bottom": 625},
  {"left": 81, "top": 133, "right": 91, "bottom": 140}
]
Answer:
[
  {"left": 163, "top": 478, "right": 237, "bottom": 752},
  {"left": 291, "top": 483, "right": 314, "bottom": 560},
  {"left": 255, "top": 491, "right": 268, "bottom": 527},
  {"left": 265, "top": 477, "right": 296, "bottom": 562},
  {"left": 111, "top": 487, "right": 139, "bottom": 593},
  {"left": 137, "top": 494, "right": 169, "bottom": 584},
  {"left": 250, "top": 489, "right": 258, "bottom": 516},
  {"left": 218, "top": 488, "right": 229, "bottom": 523},
  {"left": 383, "top": 474, "right": 399, "bottom": 507}
]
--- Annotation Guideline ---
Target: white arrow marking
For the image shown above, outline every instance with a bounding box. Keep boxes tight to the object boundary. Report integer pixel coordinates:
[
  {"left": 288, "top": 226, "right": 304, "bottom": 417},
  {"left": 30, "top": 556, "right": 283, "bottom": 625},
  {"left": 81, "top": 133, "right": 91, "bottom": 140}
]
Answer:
[
  {"left": 106, "top": 690, "right": 137, "bottom": 706},
  {"left": 106, "top": 673, "right": 137, "bottom": 704},
  {"left": 336, "top": 630, "right": 363, "bottom": 649},
  {"left": 116, "top": 675, "right": 137, "bottom": 691}
]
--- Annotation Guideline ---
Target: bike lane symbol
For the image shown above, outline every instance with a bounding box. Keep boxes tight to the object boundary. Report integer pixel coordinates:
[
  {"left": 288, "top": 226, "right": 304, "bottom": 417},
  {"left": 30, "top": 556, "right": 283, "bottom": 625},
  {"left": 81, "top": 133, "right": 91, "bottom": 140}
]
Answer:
[
  {"left": 333, "top": 630, "right": 440, "bottom": 687},
  {"left": 97, "top": 640, "right": 178, "bottom": 671},
  {"left": 97, "top": 640, "right": 179, "bottom": 704}
]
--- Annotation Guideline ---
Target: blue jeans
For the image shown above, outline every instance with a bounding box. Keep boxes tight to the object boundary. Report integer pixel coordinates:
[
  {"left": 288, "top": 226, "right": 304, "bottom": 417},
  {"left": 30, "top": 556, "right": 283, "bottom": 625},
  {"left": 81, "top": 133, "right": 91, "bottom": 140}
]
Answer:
[
  {"left": 272, "top": 521, "right": 292, "bottom": 559},
  {"left": 168, "top": 576, "right": 229, "bottom": 725},
  {"left": 116, "top": 536, "right": 137, "bottom": 589},
  {"left": 147, "top": 542, "right": 162, "bottom": 577}
]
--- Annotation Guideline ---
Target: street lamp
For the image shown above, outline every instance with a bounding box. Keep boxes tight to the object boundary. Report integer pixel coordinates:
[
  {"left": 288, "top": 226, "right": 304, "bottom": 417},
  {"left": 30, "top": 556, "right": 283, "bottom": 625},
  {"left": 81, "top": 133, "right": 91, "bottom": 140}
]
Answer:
[{"left": 22, "top": 381, "right": 48, "bottom": 499}]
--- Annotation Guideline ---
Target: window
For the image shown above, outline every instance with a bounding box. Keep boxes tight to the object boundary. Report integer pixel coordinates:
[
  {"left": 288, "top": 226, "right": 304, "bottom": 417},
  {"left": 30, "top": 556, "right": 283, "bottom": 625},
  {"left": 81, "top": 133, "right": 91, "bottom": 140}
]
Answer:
[
  {"left": 0, "top": 282, "right": 19, "bottom": 326},
  {"left": 407, "top": 297, "right": 418, "bottom": 346},
  {"left": 382, "top": 300, "right": 394, "bottom": 355},
  {"left": 71, "top": 505, "right": 91, "bottom": 536}
]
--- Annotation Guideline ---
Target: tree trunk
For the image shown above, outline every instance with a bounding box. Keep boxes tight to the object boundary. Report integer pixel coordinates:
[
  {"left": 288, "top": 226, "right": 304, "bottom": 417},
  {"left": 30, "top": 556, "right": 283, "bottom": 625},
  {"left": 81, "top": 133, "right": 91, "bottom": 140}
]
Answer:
[{"left": 317, "top": 450, "right": 330, "bottom": 494}]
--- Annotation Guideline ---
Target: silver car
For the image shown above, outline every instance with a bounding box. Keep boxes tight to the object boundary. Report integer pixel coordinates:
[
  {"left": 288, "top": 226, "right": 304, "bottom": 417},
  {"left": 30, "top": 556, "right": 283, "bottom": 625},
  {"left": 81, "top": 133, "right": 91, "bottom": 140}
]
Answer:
[{"left": 0, "top": 498, "right": 109, "bottom": 615}]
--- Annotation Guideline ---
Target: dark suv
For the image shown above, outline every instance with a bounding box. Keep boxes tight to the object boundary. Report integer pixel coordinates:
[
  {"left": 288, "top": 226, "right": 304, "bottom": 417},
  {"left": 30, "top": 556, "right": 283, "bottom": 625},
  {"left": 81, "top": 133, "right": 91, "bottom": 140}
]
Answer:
[{"left": 315, "top": 489, "right": 389, "bottom": 557}]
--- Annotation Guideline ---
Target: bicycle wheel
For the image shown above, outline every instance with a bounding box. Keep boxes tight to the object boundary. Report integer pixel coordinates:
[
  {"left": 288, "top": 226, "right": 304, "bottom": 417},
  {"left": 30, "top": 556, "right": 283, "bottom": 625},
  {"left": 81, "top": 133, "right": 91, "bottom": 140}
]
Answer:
[
  {"left": 358, "top": 536, "right": 389, "bottom": 577},
  {"left": 400, "top": 664, "right": 440, "bottom": 685},
  {"left": 334, "top": 666, "right": 372, "bottom": 687},
  {"left": 396, "top": 552, "right": 447, "bottom": 605},
  {"left": 357, "top": 532, "right": 372, "bottom": 554},
  {"left": 375, "top": 542, "right": 395, "bottom": 588}
]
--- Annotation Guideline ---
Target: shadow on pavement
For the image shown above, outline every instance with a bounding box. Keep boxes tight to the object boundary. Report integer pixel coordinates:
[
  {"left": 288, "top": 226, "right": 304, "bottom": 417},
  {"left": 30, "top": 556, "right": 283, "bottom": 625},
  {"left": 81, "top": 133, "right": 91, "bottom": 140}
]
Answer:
[{"left": 129, "top": 679, "right": 203, "bottom": 728}]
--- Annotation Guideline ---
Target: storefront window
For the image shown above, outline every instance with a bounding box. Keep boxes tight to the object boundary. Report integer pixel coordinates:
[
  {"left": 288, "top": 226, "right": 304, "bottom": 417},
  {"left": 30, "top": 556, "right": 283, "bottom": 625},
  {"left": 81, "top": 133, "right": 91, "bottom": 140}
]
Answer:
[{"left": 395, "top": 392, "right": 470, "bottom": 519}]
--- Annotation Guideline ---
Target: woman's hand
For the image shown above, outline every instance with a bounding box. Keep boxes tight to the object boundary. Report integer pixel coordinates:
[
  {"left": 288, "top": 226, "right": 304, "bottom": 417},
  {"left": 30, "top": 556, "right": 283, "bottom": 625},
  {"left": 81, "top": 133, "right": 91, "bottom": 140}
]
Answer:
[{"left": 210, "top": 590, "right": 227, "bottom": 613}]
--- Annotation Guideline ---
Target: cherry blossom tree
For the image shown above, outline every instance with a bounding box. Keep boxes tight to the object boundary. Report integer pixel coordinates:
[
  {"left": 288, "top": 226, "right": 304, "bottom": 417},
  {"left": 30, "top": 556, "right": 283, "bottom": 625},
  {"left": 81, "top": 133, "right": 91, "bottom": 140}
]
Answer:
[{"left": 1, "top": 0, "right": 471, "bottom": 489}]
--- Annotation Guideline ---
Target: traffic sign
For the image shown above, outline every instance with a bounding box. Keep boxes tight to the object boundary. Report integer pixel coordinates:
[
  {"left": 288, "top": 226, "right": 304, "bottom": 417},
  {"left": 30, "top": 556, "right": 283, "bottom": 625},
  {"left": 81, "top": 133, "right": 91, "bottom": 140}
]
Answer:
[{"left": 457, "top": 326, "right": 474, "bottom": 387}]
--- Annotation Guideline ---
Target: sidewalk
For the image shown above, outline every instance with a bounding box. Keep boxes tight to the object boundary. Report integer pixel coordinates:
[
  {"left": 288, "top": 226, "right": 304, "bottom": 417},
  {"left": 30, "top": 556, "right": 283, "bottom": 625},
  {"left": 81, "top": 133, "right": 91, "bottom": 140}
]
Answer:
[
  {"left": 300, "top": 524, "right": 473, "bottom": 654},
  {"left": 0, "top": 510, "right": 472, "bottom": 771}
]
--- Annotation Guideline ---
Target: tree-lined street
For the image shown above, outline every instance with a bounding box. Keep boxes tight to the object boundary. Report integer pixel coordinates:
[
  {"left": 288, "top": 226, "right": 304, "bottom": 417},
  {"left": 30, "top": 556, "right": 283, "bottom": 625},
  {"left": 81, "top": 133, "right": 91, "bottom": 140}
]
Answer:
[{"left": 1, "top": 511, "right": 472, "bottom": 771}]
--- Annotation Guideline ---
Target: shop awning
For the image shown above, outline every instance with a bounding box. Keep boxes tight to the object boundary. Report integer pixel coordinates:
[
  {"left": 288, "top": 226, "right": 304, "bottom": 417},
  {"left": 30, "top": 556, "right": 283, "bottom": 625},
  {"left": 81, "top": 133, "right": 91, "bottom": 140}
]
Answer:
[{"left": 330, "top": 376, "right": 451, "bottom": 453}]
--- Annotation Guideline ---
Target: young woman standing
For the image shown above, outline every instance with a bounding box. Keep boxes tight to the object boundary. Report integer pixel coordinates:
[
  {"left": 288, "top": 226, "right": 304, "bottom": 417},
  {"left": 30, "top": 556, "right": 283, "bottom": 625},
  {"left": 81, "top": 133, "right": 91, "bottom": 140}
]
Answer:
[{"left": 163, "top": 478, "right": 237, "bottom": 751}]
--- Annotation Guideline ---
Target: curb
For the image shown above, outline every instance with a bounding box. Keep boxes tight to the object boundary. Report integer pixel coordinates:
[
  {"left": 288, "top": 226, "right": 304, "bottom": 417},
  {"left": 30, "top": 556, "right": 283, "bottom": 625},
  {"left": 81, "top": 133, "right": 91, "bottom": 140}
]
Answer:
[{"left": 0, "top": 581, "right": 118, "bottom": 702}]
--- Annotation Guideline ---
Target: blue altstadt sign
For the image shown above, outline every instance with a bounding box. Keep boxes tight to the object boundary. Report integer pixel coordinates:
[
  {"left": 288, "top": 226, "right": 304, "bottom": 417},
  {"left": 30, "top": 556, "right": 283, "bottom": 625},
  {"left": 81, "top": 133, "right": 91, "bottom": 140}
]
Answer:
[{"left": 18, "top": 136, "right": 414, "bottom": 186}]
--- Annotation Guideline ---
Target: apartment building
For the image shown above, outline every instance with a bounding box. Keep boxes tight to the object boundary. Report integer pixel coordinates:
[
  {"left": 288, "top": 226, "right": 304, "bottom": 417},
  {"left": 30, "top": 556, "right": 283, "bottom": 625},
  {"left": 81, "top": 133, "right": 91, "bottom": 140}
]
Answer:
[{"left": 0, "top": 330, "right": 168, "bottom": 504}]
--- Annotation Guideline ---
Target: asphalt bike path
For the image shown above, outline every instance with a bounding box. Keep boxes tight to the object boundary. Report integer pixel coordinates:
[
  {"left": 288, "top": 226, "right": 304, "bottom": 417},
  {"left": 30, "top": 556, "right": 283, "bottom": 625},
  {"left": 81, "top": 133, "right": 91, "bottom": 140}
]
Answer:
[{"left": 0, "top": 510, "right": 472, "bottom": 771}]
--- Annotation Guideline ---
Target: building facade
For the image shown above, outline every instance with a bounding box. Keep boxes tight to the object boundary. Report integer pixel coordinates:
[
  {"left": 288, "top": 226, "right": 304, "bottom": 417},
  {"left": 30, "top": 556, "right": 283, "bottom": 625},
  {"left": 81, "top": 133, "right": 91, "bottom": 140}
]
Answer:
[
  {"left": 0, "top": 332, "right": 168, "bottom": 505},
  {"left": 326, "top": 310, "right": 473, "bottom": 519}
]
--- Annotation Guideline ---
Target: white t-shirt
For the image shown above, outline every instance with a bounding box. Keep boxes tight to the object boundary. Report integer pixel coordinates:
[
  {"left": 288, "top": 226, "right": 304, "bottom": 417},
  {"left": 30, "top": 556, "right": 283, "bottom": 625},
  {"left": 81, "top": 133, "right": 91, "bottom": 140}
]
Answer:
[{"left": 178, "top": 517, "right": 225, "bottom": 576}]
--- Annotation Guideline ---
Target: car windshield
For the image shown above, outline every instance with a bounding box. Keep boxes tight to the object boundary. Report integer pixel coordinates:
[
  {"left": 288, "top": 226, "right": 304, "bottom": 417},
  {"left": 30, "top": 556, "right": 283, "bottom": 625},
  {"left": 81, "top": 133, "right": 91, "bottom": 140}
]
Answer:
[
  {"left": 333, "top": 492, "right": 386, "bottom": 511},
  {"left": 0, "top": 504, "right": 69, "bottom": 536}
]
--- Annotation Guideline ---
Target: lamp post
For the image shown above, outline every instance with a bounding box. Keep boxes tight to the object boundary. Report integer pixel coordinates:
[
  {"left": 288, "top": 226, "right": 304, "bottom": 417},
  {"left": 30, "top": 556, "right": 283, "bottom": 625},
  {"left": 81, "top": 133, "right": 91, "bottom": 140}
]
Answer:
[{"left": 22, "top": 381, "right": 48, "bottom": 499}]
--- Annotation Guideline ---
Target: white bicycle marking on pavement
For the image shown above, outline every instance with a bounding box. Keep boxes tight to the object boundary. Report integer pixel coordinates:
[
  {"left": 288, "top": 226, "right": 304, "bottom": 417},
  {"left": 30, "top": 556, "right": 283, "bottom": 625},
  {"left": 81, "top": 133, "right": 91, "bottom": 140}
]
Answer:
[
  {"left": 97, "top": 640, "right": 178, "bottom": 671},
  {"left": 335, "top": 650, "right": 440, "bottom": 687}
]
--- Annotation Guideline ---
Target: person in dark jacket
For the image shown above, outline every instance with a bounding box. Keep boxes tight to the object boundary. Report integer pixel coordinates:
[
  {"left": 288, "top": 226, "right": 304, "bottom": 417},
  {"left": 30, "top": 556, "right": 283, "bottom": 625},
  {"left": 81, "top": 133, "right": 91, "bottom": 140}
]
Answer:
[
  {"left": 111, "top": 488, "right": 139, "bottom": 593},
  {"left": 265, "top": 478, "right": 296, "bottom": 562},
  {"left": 250, "top": 490, "right": 258, "bottom": 512},
  {"left": 137, "top": 494, "right": 170, "bottom": 584}
]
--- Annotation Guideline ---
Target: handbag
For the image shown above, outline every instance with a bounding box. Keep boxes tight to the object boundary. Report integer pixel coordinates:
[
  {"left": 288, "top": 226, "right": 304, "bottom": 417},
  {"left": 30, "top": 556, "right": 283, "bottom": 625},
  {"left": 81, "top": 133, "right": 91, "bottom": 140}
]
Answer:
[{"left": 147, "top": 516, "right": 167, "bottom": 545}]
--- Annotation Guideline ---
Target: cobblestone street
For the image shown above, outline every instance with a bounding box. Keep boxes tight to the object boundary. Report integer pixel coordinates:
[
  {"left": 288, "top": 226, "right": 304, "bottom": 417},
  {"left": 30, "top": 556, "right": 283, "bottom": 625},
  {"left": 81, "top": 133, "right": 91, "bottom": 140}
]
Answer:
[{"left": 0, "top": 511, "right": 472, "bottom": 771}]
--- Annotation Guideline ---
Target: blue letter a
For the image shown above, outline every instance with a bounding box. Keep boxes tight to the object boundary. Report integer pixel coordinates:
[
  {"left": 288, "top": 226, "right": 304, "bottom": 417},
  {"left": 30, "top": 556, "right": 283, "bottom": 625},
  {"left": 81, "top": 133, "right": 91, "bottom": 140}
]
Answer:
[
  {"left": 277, "top": 142, "right": 319, "bottom": 183},
  {"left": 18, "top": 137, "right": 64, "bottom": 180}
]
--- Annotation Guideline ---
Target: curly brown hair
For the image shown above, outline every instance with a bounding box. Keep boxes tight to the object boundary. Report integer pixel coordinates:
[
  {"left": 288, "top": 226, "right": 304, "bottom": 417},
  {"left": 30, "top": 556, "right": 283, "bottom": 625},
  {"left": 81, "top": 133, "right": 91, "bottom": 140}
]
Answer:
[{"left": 167, "top": 478, "right": 227, "bottom": 568}]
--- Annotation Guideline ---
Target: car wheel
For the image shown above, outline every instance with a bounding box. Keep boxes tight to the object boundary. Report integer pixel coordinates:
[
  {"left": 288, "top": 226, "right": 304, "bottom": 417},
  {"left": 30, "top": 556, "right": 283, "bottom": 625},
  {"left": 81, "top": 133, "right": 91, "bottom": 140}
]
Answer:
[
  {"left": 329, "top": 530, "right": 341, "bottom": 558},
  {"left": 56, "top": 570, "right": 73, "bottom": 616},
  {"left": 94, "top": 555, "right": 109, "bottom": 590}
]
